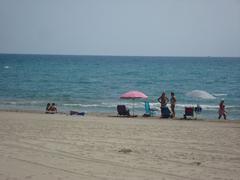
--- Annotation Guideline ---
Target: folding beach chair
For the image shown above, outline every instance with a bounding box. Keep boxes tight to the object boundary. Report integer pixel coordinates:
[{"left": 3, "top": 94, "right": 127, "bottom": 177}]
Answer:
[
  {"left": 184, "top": 107, "right": 194, "bottom": 119},
  {"left": 117, "top": 105, "right": 130, "bottom": 116},
  {"left": 144, "top": 101, "right": 157, "bottom": 117}
]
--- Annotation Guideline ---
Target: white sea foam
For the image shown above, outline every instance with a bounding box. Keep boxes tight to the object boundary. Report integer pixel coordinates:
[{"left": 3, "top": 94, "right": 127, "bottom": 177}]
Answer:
[
  {"left": 63, "top": 103, "right": 100, "bottom": 107},
  {"left": 4, "top": 66, "right": 10, "bottom": 69},
  {"left": 175, "top": 104, "right": 218, "bottom": 110},
  {"left": 0, "top": 100, "right": 47, "bottom": 106},
  {"left": 213, "top": 93, "right": 228, "bottom": 97},
  {"left": 9, "top": 102, "right": 17, "bottom": 105},
  {"left": 62, "top": 102, "right": 235, "bottom": 111},
  {"left": 1, "top": 100, "right": 238, "bottom": 111}
]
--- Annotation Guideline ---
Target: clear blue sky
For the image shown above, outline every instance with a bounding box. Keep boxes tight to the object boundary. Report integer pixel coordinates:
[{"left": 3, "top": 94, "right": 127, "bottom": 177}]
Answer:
[{"left": 0, "top": 0, "right": 240, "bottom": 57}]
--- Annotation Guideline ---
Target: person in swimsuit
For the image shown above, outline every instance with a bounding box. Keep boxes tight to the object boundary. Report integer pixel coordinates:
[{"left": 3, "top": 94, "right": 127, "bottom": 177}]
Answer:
[
  {"left": 158, "top": 92, "right": 169, "bottom": 116},
  {"left": 45, "top": 103, "right": 51, "bottom": 113},
  {"left": 218, "top": 99, "right": 227, "bottom": 120},
  {"left": 46, "top": 103, "right": 57, "bottom": 114},
  {"left": 50, "top": 103, "right": 57, "bottom": 113}
]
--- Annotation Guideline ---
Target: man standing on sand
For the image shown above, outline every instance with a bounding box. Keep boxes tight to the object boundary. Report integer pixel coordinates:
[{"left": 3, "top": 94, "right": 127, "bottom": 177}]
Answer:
[{"left": 170, "top": 92, "right": 177, "bottom": 118}]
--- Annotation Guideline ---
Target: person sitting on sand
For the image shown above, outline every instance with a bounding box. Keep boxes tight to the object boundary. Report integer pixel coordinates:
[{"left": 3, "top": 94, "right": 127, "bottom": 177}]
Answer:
[
  {"left": 46, "top": 103, "right": 51, "bottom": 112},
  {"left": 45, "top": 103, "right": 57, "bottom": 114},
  {"left": 50, "top": 103, "right": 57, "bottom": 113},
  {"left": 218, "top": 99, "right": 227, "bottom": 120}
]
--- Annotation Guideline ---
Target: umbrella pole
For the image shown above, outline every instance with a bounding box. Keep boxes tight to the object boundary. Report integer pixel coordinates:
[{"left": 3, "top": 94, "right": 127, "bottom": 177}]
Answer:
[{"left": 132, "top": 99, "right": 135, "bottom": 116}]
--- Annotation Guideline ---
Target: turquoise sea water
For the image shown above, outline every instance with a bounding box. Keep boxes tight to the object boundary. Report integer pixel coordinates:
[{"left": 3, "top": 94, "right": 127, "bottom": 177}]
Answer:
[{"left": 0, "top": 54, "right": 239, "bottom": 120}]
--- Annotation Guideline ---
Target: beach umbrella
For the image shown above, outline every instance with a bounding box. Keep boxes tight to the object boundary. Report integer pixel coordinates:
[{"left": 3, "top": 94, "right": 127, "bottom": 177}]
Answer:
[
  {"left": 186, "top": 90, "right": 216, "bottom": 100},
  {"left": 186, "top": 90, "right": 216, "bottom": 118},
  {"left": 120, "top": 90, "right": 148, "bottom": 116}
]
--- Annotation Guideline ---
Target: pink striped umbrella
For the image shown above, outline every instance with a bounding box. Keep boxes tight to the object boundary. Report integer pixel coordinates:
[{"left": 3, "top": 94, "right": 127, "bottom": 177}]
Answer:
[
  {"left": 120, "top": 90, "right": 148, "bottom": 99},
  {"left": 120, "top": 90, "right": 148, "bottom": 116}
]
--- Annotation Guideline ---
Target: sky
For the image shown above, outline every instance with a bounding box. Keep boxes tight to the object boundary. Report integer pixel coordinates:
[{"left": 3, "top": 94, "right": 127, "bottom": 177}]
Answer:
[{"left": 0, "top": 0, "right": 240, "bottom": 57}]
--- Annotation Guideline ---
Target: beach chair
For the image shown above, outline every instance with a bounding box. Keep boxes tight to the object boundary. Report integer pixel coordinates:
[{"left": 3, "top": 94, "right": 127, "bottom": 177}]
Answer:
[
  {"left": 144, "top": 101, "right": 157, "bottom": 117},
  {"left": 194, "top": 105, "right": 202, "bottom": 114},
  {"left": 161, "top": 106, "right": 171, "bottom": 118},
  {"left": 117, "top": 105, "right": 130, "bottom": 116},
  {"left": 184, "top": 107, "right": 194, "bottom": 119}
]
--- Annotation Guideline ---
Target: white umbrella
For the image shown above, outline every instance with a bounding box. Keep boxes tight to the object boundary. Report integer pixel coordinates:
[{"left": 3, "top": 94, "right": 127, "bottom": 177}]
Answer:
[
  {"left": 186, "top": 90, "right": 216, "bottom": 118},
  {"left": 186, "top": 90, "right": 216, "bottom": 100}
]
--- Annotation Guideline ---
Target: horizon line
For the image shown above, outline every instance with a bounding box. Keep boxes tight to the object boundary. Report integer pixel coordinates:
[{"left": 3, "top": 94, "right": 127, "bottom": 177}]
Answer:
[{"left": 0, "top": 52, "right": 239, "bottom": 59}]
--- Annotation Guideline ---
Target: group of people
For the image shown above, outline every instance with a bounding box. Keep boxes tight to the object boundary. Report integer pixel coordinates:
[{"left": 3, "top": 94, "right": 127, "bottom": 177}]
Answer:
[
  {"left": 44, "top": 94, "right": 227, "bottom": 120},
  {"left": 45, "top": 103, "right": 57, "bottom": 114},
  {"left": 45, "top": 103, "right": 86, "bottom": 116},
  {"left": 157, "top": 92, "right": 227, "bottom": 120},
  {"left": 158, "top": 92, "right": 176, "bottom": 118}
]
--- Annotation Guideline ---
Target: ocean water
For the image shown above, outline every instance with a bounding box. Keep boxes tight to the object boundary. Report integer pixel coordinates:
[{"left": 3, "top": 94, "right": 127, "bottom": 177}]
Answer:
[{"left": 0, "top": 54, "right": 239, "bottom": 120}]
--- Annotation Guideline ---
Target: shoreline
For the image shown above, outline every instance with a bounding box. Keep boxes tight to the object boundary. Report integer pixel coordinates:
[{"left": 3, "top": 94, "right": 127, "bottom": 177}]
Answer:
[
  {"left": 1, "top": 103, "right": 239, "bottom": 120},
  {"left": 1, "top": 108, "right": 239, "bottom": 122}
]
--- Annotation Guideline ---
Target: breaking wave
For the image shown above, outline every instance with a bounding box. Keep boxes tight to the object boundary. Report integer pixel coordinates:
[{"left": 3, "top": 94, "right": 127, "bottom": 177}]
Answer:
[{"left": 213, "top": 93, "right": 228, "bottom": 97}]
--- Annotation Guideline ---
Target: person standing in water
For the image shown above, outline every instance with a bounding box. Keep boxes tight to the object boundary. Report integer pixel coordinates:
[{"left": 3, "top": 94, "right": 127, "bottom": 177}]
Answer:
[
  {"left": 218, "top": 99, "right": 227, "bottom": 120},
  {"left": 170, "top": 92, "right": 177, "bottom": 118}
]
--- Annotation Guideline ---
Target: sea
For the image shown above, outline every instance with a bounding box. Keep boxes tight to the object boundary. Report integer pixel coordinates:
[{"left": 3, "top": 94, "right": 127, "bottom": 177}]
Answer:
[{"left": 0, "top": 54, "right": 239, "bottom": 120}]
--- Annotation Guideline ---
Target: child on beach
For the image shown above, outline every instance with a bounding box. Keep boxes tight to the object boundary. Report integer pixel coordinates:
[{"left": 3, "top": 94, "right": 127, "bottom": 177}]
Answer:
[{"left": 218, "top": 99, "right": 227, "bottom": 120}]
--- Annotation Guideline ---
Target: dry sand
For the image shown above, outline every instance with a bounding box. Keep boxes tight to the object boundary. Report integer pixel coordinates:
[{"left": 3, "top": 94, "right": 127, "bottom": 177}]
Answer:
[{"left": 0, "top": 111, "right": 240, "bottom": 180}]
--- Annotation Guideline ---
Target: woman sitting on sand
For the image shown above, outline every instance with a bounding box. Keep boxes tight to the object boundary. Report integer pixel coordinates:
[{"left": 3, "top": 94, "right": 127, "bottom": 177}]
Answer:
[
  {"left": 46, "top": 103, "right": 51, "bottom": 112},
  {"left": 45, "top": 103, "right": 57, "bottom": 114}
]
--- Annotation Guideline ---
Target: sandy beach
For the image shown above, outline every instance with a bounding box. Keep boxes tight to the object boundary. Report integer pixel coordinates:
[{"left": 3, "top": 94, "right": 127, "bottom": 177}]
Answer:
[{"left": 0, "top": 111, "right": 240, "bottom": 180}]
